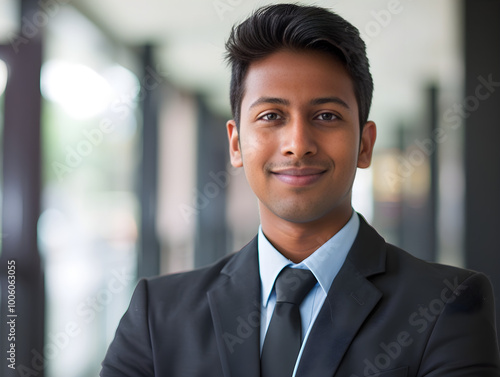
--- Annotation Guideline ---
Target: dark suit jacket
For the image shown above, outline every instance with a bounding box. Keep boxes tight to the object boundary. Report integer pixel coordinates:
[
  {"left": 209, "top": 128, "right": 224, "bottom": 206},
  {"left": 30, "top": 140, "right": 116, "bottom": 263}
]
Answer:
[{"left": 101, "top": 216, "right": 500, "bottom": 376}]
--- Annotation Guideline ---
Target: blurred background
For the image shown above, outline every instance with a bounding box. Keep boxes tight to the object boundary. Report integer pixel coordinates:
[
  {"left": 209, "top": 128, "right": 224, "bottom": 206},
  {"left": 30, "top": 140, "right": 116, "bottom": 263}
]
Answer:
[{"left": 0, "top": 0, "right": 499, "bottom": 376}]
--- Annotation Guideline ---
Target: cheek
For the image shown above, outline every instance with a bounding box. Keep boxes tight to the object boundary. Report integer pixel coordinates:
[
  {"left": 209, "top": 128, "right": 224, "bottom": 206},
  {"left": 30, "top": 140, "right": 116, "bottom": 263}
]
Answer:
[
  {"left": 240, "top": 130, "right": 275, "bottom": 162},
  {"left": 323, "top": 133, "right": 359, "bottom": 162}
]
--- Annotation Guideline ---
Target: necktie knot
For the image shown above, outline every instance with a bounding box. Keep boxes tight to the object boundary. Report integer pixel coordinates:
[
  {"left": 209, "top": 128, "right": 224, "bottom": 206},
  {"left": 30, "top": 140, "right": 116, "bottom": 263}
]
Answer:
[{"left": 275, "top": 267, "right": 317, "bottom": 305}]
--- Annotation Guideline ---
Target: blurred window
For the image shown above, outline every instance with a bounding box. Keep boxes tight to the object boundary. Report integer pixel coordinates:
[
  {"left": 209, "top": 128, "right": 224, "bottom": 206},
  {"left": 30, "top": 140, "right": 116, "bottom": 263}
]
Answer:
[{"left": 38, "top": 7, "right": 140, "bottom": 377}]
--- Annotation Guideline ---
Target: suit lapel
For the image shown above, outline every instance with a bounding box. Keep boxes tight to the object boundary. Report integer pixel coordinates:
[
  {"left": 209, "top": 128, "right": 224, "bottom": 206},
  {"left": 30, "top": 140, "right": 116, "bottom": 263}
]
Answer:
[
  {"left": 207, "top": 237, "right": 262, "bottom": 377},
  {"left": 296, "top": 216, "right": 387, "bottom": 377}
]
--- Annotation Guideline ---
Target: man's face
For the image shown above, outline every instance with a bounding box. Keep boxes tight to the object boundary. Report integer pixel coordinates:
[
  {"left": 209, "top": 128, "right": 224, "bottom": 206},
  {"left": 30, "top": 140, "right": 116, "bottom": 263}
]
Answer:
[{"left": 227, "top": 49, "right": 376, "bottom": 226}]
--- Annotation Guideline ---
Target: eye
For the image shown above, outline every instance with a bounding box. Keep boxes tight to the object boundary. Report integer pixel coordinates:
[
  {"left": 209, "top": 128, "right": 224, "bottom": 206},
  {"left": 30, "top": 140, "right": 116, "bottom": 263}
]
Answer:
[
  {"left": 259, "top": 112, "right": 282, "bottom": 121},
  {"left": 315, "top": 112, "right": 338, "bottom": 121}
]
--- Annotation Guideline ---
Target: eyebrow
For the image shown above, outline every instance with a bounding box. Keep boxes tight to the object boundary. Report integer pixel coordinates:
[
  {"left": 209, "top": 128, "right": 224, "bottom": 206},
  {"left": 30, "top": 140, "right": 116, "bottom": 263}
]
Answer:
[
  {"left": 248, "top": 96, "right": 350, "bottom": 110},
  {"left": 310, "top": 97, "right": 350, "bottom": 109},
  {"left": 248, "top": 97, "right": 290, "bottom": 110}
]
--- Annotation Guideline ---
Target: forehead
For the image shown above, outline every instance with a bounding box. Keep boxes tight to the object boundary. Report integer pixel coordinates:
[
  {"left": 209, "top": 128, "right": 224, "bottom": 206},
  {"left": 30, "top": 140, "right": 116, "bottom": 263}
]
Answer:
[{"left": 241, "top": 49, "right": 358, "bottom": 112}]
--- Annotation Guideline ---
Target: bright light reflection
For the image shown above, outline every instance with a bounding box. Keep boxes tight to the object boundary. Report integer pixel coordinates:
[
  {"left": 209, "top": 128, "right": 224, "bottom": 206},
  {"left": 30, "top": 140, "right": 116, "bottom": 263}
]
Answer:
[
  {"left": 103, "top": 65, "right": 140, "bottom": 100},
  {"left": 40, "top": 60, "right": 112, "bottom": 119},
  {"left": 0, "top": 59, "right": 8, "bottom": 96}
]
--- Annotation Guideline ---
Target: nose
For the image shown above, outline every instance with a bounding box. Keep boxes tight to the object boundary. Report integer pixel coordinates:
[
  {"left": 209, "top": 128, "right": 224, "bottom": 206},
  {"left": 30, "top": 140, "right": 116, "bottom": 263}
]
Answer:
[{"left": 280, "top": 117, "right": 317, "bottom": 158}]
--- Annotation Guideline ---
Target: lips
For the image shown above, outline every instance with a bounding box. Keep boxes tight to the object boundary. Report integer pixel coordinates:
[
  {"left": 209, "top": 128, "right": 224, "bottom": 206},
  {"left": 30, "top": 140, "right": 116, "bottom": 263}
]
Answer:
[{"left": 271, "top": 167, "right": 327, "bottom": 186}]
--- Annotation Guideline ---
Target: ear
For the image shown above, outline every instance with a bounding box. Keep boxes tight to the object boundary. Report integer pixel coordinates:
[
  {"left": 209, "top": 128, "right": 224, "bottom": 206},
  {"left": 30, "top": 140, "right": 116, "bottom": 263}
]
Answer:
[
  {"left": 227, "top": 119, "right": 243, "bottom": 168},
  {"left": 357, "top": 121, "right": 377, "bottom": 168}
]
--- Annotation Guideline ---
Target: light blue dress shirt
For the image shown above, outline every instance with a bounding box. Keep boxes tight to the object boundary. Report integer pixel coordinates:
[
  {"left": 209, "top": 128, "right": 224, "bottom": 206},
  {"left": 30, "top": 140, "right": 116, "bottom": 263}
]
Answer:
[{"left": 258, "top": 211, "right": 360, "bottom": 376}]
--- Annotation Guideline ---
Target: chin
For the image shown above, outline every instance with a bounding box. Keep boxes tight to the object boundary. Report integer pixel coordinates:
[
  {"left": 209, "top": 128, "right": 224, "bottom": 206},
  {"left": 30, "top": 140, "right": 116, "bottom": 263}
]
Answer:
[{"left": 273, "top": 205, "right": 332, "bottom": 224}]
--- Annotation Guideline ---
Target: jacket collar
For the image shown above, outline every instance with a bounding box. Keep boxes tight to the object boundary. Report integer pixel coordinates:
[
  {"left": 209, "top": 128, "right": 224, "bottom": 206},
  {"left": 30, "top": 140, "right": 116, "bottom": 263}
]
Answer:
[
  {"left": 296, "top": 214, "right": 386, "bottom": 376},
  {"left": 207, "top": 237, "right": 262, "bottom": 377},
  {"left": 346, "top": 214, "right": 386, "bottom": 278}
]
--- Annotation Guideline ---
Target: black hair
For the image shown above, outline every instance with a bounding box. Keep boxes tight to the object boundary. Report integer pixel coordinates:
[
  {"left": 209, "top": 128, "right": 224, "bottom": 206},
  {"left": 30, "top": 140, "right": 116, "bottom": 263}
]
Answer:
[{"left": 225, "top": 3, "right": 373, "bottom": 130}]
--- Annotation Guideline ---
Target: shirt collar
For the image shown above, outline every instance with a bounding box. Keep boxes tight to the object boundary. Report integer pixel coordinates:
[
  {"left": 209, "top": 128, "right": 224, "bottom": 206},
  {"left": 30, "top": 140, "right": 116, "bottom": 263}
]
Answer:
[{"left": 258, "top": 211, "right": 360, "bottom": 307}]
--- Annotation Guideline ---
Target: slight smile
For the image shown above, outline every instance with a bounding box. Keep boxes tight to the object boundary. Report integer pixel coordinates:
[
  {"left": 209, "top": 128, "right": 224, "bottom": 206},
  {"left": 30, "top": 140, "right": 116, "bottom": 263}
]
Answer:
[{"left": 271, "top": 168, "right": 327, "bottom": 186}]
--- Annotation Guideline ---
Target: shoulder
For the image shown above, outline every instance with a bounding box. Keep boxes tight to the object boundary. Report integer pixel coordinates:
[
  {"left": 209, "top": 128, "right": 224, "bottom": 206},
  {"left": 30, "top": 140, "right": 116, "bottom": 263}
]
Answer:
[
  {"left": 353, "top": 215, "right": 487, "bottom": 292},
  {"left": 385, "top": 242, "right": 474, "bottom": 280},
  {"left": 120, "top": 252, "right": 239, "bottom": 326},
  {"left": 127, "top": 236, "right": 259, "bottom": 316},
  {"left": 143, "top": 251, "right": 237, "bottom": 300},
  {"left": 382, "top": 242, "right": 493, "bottom": 302}
]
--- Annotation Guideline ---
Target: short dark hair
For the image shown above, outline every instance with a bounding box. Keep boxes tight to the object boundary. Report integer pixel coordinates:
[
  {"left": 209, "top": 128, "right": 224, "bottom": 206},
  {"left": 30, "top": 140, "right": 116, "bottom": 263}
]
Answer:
[{"left": 225, "top": 3, "right": 373, "bottom": 130}]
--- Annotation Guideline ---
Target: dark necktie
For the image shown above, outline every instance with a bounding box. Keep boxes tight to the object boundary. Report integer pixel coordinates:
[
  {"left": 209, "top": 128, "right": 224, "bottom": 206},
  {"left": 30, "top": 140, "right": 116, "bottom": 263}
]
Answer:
[{"left": 261, "top": 267, "right": 317, "bottom": 377}]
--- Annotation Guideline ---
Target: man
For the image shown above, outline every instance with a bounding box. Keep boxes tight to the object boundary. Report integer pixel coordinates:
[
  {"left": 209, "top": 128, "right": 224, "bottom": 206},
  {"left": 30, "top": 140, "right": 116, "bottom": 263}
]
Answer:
[{"left": 101, "top": 4, "right": 500, "bottom": 376}]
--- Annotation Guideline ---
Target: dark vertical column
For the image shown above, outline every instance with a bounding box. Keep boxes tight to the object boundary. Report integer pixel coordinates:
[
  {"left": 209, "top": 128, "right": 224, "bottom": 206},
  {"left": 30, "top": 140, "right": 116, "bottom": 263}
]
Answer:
[
  {"left": 464, "top": 0, "right": 500, "bottom": 341},
  {"left": 428, "top": 85, "right": 439, "bottom": 262},
  {"left": 399, "top": 86, "right": 438, "bottom": 262},
  {"left": 137, "top": 45, "right": 161, "bottom": 278},
  {"left": 0, "top": 0, "right": 44, "bottom": 375},
  {"left": 396, "top": 124, "right": 406, "bottom": 248},
  {"left": 194, "top": 97, "right": 228, "bottom": 267}
]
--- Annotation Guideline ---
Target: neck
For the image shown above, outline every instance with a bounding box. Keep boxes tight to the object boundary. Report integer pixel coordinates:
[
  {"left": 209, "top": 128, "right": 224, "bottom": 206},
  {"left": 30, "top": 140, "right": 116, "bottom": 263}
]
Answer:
[{"left": 260, "top": 206, "right": 353, "bottom": 263}]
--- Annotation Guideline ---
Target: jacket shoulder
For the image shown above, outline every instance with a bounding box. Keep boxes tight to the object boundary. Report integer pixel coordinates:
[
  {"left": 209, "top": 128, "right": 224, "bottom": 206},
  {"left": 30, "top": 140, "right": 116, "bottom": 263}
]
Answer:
[
  {"left": 381, "top": 242, "right": 493, "bottom": 301},
  {"left": 386, "top": 243, "right": 476, "bottom": 279},
  {"left": 145, "top": 251, "right": 237, "bottom": 299}
]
